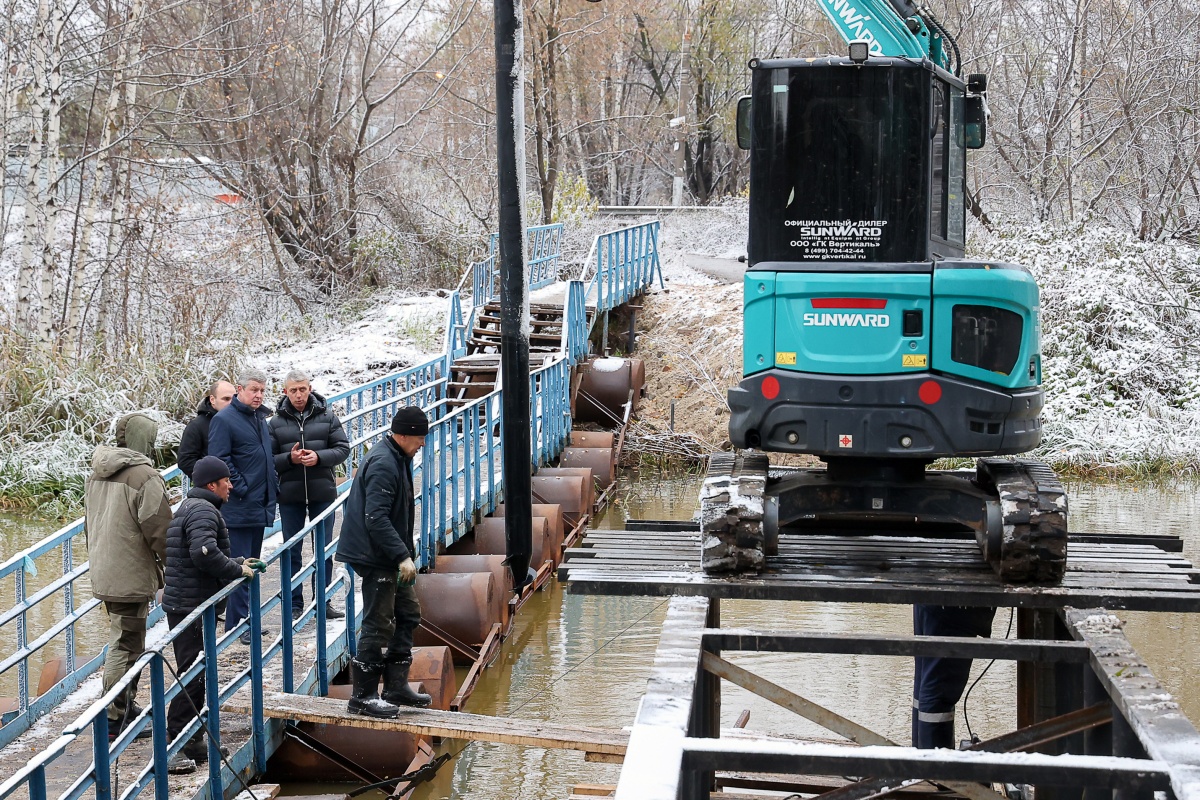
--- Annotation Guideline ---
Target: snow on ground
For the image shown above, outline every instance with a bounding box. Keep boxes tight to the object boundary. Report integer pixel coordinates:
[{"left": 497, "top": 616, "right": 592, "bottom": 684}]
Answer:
[{"left": 251, "top": 292, "right": 450, "bottom": 397}]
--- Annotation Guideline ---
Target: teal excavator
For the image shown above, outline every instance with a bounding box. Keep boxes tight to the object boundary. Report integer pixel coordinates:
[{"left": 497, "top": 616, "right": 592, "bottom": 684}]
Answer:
[{"left": 700, "top": 0, "right": 1068, "bottom": 584}]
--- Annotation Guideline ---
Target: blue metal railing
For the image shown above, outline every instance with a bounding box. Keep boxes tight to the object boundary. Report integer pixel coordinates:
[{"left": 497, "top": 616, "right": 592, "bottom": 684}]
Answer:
[
  {"left": 0, "top": 219, "right": 660, "bottom": 800},
  {"left": 579, "top": 221, "right": 663, "bottom": 321},
  {"left": 489, "top": 223, "right": 564, "bottom": 292}
]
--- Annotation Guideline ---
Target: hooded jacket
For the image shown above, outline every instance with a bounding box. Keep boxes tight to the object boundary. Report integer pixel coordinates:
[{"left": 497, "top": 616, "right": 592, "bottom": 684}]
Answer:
[
  {"left": 335, "top": 435, "right": 415, "bottom": 572},
  {"left": 177, "top": 396, "right": 219, "bottom": 479},
  {"left": 208, "top": 396, "right": 277, "bottom": 528},
  {"left": 268, "top": 391, "right": 350, "bottom": 506},
  {"left": 85, "top": 445, "right": 172, "bottom": 602},
  {"left": 163, "top": 485, "right": 245, "bottom": 614}
]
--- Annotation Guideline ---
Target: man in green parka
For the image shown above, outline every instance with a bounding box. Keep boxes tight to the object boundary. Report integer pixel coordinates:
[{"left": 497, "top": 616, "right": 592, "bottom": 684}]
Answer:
[{"left": 85, "top": 412, "right": 173, "bottom": 739}]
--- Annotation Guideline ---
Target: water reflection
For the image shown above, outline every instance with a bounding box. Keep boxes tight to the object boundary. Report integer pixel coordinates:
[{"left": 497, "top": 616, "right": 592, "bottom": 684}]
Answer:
[{"left": 0, "top": 513, "right": 105, "bottom": 701}]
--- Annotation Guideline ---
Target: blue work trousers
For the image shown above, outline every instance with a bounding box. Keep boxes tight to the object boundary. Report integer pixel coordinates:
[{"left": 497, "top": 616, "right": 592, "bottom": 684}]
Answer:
[
  {"left": 912, "top": 604, "right": 996, "bottom": 749},
  {"left": 278, "top": 500, "right": 336, "bottom": 611},
  {"left": 224, "top": 525, "right": 265, "bottom": 632}
]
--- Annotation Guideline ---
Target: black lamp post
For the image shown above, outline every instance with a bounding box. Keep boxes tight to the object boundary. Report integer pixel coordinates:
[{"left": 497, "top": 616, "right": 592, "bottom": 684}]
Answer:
[{"left": 495, "top": 0, "right": 533, "bottom": 589}]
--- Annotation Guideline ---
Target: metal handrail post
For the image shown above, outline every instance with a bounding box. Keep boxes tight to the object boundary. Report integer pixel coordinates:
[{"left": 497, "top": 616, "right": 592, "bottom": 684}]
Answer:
[
  {"left": 315, "top": 521, "right": 329, "bottom": 695},
  {"left": 248, "top": 577, "right": 266, "bottom": 773},
  {"left": 281, "top": 546, "right": 294, "bottom": 694},
  {"left": 202, "top": 605, "right": 222, "bottom": 789},
  {"left": 150, "top": 659, "right": 169, "bottom": 799},
  {"left": 16, "top": 568, "right": 27, "bottom": 714},
  {"left": 92, "top": 713, "right": 110, "bottom": 800},
  {"left": 27, "top": 768, "right": 46, "bottom": 800},
  {"left": 63, "top": 538, "right": 75, "bottom": 673}
]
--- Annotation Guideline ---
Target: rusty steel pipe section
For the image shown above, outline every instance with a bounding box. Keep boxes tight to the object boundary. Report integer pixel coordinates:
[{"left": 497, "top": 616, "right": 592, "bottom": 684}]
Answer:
[
  {"left": 494, "top": 503, "right": 565, "bottom": 565},
  {"left": 560, "top": 447, "right": 616, "bottom": 491},
  {"left": 536, "top": 468, "right": 596, "bottom": 512},
  {"left": 469, "top": 517, "right": 552, "bottom": 572},
  {"left": 414, "top": 572, "right": 504, "bottom": 654},
  {"left": 432, "top": 554, "right": 516, "bottom": 629},
  {"left": 573, "top": 356, "right": 646, "bottom": 425}
]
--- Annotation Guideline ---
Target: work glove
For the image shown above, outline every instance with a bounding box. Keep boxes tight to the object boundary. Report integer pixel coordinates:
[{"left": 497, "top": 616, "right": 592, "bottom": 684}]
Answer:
[
  {"left": 240, "top": 563, "right": 255, "bottom": 580},
  {"left": 398, "top": 557, "right": 417, "bottom": 587},
  {"left": 246, "top": 558, "right": 268, "bottom": 573}
]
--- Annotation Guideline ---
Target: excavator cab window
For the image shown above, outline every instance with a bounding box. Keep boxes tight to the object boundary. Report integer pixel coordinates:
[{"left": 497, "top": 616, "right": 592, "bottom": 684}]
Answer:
[
  {"left": 930, "top": 80, "right": 966, "bottom": 247},
  {"left": 950, "top": 305, "right": 1023, "bottom": 375},
  {"left": 747, "top": 63, "right": 926, "bottom": 263}
]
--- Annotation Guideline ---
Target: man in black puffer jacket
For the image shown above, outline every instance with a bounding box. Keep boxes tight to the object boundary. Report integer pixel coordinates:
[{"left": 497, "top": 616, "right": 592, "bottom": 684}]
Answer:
[
  {"left": 268, "top": 370, "right": 350, "bottom": 621},
  {"left": 177, "top": 381, "right": 234, "bottom": 479},
  {"left": 335, "top": 406, "right": 432, "bottom": 719},
  {"left": 162, "top": 456, "right": 265, "bottom": 775}
]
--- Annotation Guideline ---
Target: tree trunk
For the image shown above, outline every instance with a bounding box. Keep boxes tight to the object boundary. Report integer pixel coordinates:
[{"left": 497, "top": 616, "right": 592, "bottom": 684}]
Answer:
[
  {"left": 36, "top": 0, "right": 66, "bottom": 345},
  {"left": 66, "top": 0, "right": 146, "bottom": 358}
]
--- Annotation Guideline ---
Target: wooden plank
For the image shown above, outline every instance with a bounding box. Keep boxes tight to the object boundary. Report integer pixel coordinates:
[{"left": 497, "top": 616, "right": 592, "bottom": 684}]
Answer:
[
  {"left": 224, "top": 691, "right": 629, "bottom": 756},
  {"left": 615, "top": 596, "right": 710, "bottom": 800}
]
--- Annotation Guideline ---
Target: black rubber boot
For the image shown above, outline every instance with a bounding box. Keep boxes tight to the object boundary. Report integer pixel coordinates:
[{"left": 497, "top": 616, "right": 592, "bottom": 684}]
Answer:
[
  {"left": 382, "top": 658, "right": 432, "bottom": 708},
  {"left": 347, "top": 659, "right": 399, "bottom": 718}
]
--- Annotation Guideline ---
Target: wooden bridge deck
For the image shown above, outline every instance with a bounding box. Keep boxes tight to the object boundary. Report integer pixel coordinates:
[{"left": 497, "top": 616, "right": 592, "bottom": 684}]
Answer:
[{"left": 560, "top": 528, "right": 1200, "bottom": 611}]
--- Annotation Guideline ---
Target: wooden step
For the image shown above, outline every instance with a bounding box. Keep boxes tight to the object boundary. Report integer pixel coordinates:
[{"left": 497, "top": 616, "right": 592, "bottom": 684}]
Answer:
[{"left": 477, "top": 314, "right": 564, "bottom": 328}]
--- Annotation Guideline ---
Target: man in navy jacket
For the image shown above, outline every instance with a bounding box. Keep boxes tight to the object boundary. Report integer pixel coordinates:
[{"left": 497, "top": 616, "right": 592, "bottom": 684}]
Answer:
[{"left": 208, "top": 368, "right": 277, "bottom": 643}]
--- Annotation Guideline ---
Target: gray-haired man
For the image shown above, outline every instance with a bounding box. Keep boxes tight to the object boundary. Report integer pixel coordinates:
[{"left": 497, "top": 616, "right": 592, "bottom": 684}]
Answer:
[
  {"left": 268, "top": 369, "right": 350, "bottom": 621},
  {"left": 208, "top": 368, "right": 277, "bottom": 643}
]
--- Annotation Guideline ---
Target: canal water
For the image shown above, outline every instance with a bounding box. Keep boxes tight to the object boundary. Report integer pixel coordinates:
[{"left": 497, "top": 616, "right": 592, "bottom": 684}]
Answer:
[{"left": 4, "top": 477, "right": 1199, "bottom": 799}]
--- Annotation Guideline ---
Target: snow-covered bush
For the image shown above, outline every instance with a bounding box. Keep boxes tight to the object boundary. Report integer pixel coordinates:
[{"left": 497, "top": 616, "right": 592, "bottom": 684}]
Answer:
[{"left": 974, "top": 224, "right": 1200, "bottom": 473}]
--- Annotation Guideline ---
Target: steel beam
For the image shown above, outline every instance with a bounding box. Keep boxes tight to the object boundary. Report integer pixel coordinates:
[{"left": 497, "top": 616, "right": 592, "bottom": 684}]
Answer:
[
  {"left": 615, "top": 597, "right": 710, "bottom": 800},
  {"left": 707, "top": 631, "right": 1091, "bottom": 662},
  {"left": 679, "top": 740, "right": 1171, "bottom": 793}
]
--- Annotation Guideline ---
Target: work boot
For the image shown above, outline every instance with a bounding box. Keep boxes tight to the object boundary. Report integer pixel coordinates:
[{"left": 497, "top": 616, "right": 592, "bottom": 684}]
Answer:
[
  {"left": 167, "top": 752, "right": 197, "bottom": 775},
  {"left": 182, "top": 734, "right": 229, "bottom": 764},
  {"left": 347, "top": 659, "right": 399, "bottom": 718},
  {"left": 324, "top": 601, "right": 345, "bottom": 620},
  {"left": 382, "top": 658, "right": 432, "bottom": 708}
]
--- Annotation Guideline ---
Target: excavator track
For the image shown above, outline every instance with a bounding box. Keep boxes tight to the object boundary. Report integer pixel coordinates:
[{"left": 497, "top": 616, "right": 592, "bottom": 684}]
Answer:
[
  {"left": 699, "top": 452, "right": 770, "bottom": 573},
  {"left": 699, "top": 454, "right": 1069, "bottom": 584},
  {"left": 975, "top": 458, "right": 1068, "bottom": 584}
]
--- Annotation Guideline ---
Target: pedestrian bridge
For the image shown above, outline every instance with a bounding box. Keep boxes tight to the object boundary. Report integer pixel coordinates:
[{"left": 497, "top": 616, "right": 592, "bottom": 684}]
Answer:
[{"left": 0, "top": 220, "right": 661, "bottom": 800}]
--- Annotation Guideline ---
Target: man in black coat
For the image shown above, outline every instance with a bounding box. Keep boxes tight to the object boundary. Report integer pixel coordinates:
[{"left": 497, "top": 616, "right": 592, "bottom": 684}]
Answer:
[
  {"left": 268, "top": 369, "right": 350, "bottom": 621},
  {"left": 162, "top": 456, "right": 265, "bottom": 774},
  {"left": 335, "top": 406, "right": 433, "bottom": 718},
  {"left": 177, "top": 381, "right": 234, "bottom": 478}
]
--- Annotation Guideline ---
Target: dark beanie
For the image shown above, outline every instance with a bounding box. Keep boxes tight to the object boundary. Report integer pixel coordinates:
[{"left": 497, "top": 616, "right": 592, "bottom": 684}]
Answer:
[
  {"left": 391, "top": 406, "right": 430, "bottom": 436},
  {"left": 192, "top": 456, "right": 231, "bottom": 488}
]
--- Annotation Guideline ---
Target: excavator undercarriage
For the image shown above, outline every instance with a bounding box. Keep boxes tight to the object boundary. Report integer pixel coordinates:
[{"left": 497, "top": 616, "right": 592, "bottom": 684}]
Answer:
[{"left": 701, "top": 453, "right": 1068, "bottom": 584}]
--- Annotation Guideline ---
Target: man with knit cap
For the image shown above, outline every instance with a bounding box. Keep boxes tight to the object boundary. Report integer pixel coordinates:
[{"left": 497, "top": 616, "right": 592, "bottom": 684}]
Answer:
[
  {"left": 85, "top": 412, "right": 173, "bottom": 739},
  {"left": 335, "top": 405, "right": 433, "bottom": 718},
  {"left": 162, "top": 455, "right": 265, "bottom": 774}
]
